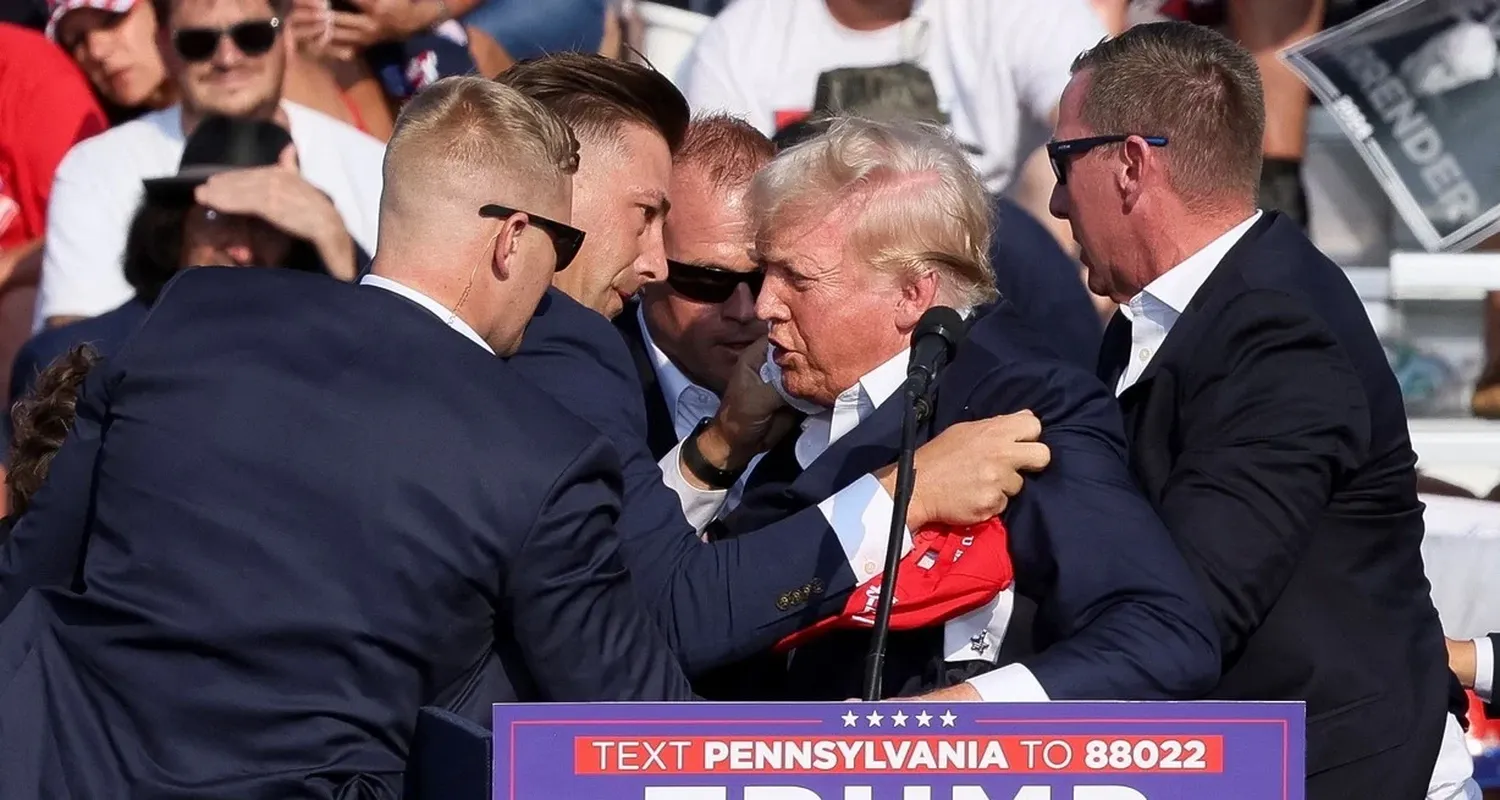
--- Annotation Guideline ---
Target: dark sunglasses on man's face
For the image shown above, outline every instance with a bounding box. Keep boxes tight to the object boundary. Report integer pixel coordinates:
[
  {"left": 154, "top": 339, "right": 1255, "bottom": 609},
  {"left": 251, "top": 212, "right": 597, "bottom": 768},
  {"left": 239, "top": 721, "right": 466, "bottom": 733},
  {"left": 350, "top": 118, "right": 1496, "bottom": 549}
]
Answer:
[
  {"left": 480, "top": 203, "right": 586, "bottom": 271},
  {"left": 1047, "top": 134, "right": 1168, "bottom": 185},
  {"left": 172, "top": 17, "right": 281, "bottom": 62},
  {"left": 666, "top": 260, "right": 763, "bottom": 304}
]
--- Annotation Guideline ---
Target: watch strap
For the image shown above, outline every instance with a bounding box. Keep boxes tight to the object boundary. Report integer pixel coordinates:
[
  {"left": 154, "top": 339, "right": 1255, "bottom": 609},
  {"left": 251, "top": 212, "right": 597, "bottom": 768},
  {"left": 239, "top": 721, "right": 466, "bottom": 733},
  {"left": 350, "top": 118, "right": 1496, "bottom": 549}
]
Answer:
[{"left": 682, "top": 417, "right": 743, "bottom": 490}]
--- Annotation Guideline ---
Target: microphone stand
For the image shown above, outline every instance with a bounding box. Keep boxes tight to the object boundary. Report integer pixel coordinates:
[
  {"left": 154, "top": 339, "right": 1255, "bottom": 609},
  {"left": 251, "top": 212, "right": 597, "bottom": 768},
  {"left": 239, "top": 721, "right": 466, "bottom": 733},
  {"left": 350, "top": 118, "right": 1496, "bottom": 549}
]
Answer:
[{"left": 862, "top": 380, "right": 931, "bottom": 701}]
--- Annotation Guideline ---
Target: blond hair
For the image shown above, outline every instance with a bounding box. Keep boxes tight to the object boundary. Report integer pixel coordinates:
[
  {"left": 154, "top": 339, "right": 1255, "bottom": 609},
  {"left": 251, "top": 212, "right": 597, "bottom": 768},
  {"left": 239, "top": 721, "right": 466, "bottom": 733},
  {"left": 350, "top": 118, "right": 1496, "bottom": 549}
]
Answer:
[
  {"left": 380, "top": 76, "right": 579, "bottom": 223},
  {"left": 750, "top": 117, "right": 996, "bottom": 310}
]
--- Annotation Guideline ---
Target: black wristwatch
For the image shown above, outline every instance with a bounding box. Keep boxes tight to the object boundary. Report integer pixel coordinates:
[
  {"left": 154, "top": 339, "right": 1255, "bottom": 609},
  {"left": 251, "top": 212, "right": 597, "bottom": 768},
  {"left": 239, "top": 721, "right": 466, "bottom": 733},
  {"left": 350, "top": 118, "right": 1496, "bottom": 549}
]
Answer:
[{"left": 682, "top": 416, "right": 745, "bottom": 490}]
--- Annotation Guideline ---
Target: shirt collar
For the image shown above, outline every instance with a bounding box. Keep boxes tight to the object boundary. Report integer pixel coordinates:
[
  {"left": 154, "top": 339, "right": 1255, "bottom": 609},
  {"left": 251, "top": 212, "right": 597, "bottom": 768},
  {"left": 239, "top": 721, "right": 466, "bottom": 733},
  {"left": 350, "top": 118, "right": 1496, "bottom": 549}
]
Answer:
[
  {"left": 637, "top": 304, "right": 716, "bottom": 417},
  {"left": 359, "top": 274, "right": 495, "bottom": 355},
  {"left": 1133, "top": 210, "right": 1262, "bottom": 315}
]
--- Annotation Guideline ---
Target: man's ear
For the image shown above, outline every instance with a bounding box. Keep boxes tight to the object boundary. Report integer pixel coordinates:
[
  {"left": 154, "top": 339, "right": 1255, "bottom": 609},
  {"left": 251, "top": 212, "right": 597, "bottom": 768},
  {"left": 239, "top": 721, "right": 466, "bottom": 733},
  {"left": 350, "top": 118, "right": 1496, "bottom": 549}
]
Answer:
[
  {"left": 491, "top": 214, "right": 536, "bottom": 280},
  {"left": 1117, "top": 136, "right": 1153, "bottom": 210},
  {"left": 895, "top": 268, "right": 941, "bottom": 331}
]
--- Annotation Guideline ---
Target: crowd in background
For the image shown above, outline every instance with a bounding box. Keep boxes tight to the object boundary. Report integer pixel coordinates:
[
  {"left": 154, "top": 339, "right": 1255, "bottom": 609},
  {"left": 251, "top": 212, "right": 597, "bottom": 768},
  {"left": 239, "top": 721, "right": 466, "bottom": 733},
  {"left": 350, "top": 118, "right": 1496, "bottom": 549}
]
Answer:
[{"left": 4, "top": 0, "right": 1500, "bottom": 797}]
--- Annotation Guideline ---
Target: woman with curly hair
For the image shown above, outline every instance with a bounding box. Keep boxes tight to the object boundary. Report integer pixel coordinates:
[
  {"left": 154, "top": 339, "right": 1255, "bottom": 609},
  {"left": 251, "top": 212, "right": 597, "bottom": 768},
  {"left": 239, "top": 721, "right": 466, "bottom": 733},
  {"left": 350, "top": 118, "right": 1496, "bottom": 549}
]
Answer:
[{"left": 1, "top": 344, "right": 99, "bottom": 540}]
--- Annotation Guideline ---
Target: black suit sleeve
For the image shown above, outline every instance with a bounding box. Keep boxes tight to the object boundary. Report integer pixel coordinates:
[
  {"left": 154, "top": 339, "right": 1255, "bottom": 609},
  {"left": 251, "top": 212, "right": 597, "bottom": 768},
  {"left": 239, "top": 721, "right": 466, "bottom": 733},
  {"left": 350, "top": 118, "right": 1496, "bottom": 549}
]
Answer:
[
  {"left": 506, "top": 437, "right": 697, "bottom": 702},
  {"left": 1159, "top": 290, "right": 1370, "bottom": 662},
  {"left": 975, "top": 359, "right": 1221, "bottom": 700},
  {"left": 510, "top": 307, "right": 861, "bottom": 676},
  {"left": 0, "top": 349, "right": 117, "bottom": 619}
]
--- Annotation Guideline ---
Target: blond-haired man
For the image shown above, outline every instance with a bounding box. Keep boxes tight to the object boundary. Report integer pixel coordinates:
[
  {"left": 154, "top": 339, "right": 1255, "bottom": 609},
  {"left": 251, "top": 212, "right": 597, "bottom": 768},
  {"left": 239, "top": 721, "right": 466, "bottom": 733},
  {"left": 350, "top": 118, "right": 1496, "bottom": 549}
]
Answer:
[
  {"left": 671, "top": 116, "right": 1220, "bottom": 702},
  {"left": 0, "top": 76, "right": 693, "bottom": 800}
]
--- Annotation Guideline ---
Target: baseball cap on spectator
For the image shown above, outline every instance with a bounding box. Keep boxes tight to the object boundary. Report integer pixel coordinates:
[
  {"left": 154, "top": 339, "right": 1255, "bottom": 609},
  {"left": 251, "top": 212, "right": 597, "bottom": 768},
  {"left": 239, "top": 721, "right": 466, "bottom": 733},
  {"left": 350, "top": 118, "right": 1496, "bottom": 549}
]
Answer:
[
  {"left": 367, "top": 21, "right": 476, "bottom": 102},
  {"left": 142, "top": 115, "right": 292, "bottom": 204},
  {"left": 45, "top": 0, "right": 133, "bottom": 40},
  {"left": 774, "top": 517, "right": 1014, "bottom": 652}
]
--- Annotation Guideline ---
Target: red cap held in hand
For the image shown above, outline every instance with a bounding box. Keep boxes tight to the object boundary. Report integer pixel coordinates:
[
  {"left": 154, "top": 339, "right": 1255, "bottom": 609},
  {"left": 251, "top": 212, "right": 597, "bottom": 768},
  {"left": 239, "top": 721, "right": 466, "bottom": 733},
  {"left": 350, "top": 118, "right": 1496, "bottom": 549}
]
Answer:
[{"left": 775, "top": 517, "right": 1014, "bottom": 652}]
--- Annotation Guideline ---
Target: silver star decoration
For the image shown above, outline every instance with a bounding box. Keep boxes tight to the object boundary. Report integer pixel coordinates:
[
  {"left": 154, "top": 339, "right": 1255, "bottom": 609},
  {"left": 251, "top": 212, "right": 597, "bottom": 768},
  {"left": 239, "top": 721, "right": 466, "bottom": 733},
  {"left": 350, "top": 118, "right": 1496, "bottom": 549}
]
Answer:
[
  {"left": 940, "top": 710, "right": 957, "bottom": 727},
  {"left": 915, "top": 711, "right": 933, "bottom": 727},
  {"left": 890, "top": 710, "right": 909, "bottom": 727},
  {"left": 866, "top": 710, "right": 884, "bottom": 727},
  {"left": 842, "top": 711, "right": 858, "bottom": 728}
]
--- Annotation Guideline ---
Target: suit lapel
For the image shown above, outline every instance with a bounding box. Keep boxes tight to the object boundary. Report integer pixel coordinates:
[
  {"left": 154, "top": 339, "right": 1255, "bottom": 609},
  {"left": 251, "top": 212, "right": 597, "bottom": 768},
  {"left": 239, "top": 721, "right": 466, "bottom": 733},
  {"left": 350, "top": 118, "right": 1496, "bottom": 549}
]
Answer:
[
  {"left": 612, "top": 302, "right": 681, "bottom": 460},
  {"left": 792, "top": 396, "right": 907, "bottom": 498},
  {"left": 1119, "top": 212, "right": 1276, "bottom": 407},
  {"left": 1097, "top": 311, "right": 1131, "bottom": 391}
]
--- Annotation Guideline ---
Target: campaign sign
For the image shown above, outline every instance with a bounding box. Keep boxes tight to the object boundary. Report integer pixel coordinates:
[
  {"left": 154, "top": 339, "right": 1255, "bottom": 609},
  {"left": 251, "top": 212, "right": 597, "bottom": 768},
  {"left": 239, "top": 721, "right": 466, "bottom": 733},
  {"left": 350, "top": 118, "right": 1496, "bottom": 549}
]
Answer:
[
  {"left": 1282, "top": 0, "right": 1500, "bottom": 251},
  {"left": 492, "top": 701, "right": 1305, "bottom": 800}
]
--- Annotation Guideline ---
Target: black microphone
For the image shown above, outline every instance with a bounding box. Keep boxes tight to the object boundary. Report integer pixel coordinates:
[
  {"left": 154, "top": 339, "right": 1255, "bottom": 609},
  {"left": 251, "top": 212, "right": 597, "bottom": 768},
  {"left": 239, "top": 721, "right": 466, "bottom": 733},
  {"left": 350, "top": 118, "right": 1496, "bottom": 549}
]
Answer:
[
  {"left": 861, "top": 305, "right": 969, "bottom": 701},
  {"left": 904, "top": 306, "right": 968, "bottom": 413}
]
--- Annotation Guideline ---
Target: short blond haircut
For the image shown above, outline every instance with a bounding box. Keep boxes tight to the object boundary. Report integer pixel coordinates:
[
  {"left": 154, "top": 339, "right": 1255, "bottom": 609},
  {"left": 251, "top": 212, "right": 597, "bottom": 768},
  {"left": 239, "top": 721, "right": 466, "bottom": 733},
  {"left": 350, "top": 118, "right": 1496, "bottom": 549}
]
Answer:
[
  {"left": 381, "top": 76, "right": 579, "bottom": 218},
  {"left": 750, "top": 117, "right": 997, "bottom": 310}
]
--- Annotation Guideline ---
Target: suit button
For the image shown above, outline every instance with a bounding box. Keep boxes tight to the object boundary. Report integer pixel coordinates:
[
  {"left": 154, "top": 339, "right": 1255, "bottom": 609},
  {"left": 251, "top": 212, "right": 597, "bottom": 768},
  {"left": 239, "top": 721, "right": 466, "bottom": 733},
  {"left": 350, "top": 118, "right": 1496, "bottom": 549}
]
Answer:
[
  {"left": 777, "top": 594, "right": 791, "bottom": 611},
  {"left": 810, "top": 578, "right": 825, "bottom": 595}
]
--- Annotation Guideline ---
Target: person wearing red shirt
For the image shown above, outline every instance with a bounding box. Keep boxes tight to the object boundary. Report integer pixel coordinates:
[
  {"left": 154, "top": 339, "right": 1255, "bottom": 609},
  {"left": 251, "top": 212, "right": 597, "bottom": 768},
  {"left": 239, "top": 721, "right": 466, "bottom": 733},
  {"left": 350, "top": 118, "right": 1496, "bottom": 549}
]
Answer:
[{"left": 0, "top": 21, "right": 107, "bottom": 513}]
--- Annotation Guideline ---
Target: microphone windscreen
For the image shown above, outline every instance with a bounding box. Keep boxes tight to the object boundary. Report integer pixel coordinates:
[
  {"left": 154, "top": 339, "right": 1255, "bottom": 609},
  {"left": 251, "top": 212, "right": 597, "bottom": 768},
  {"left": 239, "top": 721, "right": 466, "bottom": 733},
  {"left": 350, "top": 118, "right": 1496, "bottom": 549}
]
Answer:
[{"left": 913, "top": 306, "right": 966, "bottom": 350}]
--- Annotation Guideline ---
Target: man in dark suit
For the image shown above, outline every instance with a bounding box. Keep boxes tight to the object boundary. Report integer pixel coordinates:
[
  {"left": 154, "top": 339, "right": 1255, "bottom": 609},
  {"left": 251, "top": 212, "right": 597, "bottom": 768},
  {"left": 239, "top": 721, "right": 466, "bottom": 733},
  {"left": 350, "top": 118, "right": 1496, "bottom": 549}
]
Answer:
[
  {"left": 1049, "top": 22, "right": 1464, "bottom": 798},
  {"left": 613, "top": 113, "right": 773, "bottom": 468},
  {"left": 0, "top": 77, "right": 692, "bottom": 799},
  {"left": 498, "top": 54, "right": 1057, "bottom": 682},
  {"left": 672, "top": 114, "right": 1220, "bottom": 702}
]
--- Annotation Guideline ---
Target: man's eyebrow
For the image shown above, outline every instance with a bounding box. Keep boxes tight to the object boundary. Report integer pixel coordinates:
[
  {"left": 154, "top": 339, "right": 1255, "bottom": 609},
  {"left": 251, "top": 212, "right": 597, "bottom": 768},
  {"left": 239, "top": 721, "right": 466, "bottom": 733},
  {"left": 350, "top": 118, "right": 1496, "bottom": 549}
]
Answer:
[{"left": 631, "top": 187, "right": 670, "bottom": 215}]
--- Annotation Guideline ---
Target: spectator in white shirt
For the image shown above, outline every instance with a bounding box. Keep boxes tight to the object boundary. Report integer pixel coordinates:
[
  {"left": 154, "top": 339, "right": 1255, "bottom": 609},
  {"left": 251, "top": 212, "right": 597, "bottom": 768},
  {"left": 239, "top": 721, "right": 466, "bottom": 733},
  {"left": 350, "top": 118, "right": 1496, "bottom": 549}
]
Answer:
[
  {"left": 676, "top": 0, "right": 1108, "bottom": 197},
  {"left": 37, "top": 0, "right": 383, "bottom": 328},
  {"left": 614, "top": 114, "right": 774, "bottom": 510}
]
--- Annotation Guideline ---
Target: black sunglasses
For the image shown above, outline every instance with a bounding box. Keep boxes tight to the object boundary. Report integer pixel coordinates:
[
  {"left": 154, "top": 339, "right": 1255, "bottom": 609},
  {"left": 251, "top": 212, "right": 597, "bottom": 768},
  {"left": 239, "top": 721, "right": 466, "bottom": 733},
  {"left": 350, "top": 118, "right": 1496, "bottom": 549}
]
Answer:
[
  {"left": 480, "top": 203, "right": 585, "bottom": 271},
  {"left": 173, "top": 17, "right": 281, "bottom": 62},
  {"left": 1047, "top": 134, "right": 1168, "bottom": 185},
  {"left": 666, "top": 259, "right": 763, "bottom": 304}
]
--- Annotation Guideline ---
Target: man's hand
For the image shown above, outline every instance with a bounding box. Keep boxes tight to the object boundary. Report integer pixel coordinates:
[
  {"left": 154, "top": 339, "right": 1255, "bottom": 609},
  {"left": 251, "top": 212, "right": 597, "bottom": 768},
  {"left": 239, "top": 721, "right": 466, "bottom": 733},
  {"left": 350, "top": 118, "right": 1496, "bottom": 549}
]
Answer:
[
  {"left": 890, "top": 684, "right": 982, "bottom": 702},
  {"left": 1448, "top": 637, "right": 1477, "bottom": 689},
  {"left": 194, "top": 146, "right": 357, "bottom": 279},
  {"left": 683, "top": 338, "right": 799, "bottom": 487},
  {"left": 877, "top": 410, "right": 1050, "bottom": 529}
]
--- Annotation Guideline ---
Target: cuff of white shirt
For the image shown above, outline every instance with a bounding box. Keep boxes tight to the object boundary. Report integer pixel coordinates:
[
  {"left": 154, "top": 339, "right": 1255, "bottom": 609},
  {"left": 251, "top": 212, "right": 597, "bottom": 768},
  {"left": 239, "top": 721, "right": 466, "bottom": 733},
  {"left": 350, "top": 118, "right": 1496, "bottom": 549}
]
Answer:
[
  {"left": 1474, "top": 636, "right": 1494, "bottom": 704},
  {"left": 657, "top": 440, "right": 728, "bottom": 534},
  {"left": 965, "top": 664, "right": 1051, "bottom": 702},
  {"left": 818, "top": 473, "right": 914, "bottom": 583}
]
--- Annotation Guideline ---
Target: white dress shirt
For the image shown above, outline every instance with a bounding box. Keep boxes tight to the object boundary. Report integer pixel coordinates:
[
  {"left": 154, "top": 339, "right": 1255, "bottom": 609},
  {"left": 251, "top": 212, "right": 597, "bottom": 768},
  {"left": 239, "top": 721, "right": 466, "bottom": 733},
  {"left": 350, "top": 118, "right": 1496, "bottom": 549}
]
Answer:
[
  {"left": 659, "top": 346, "right": 1040, "bottom": 701},
  {"left": 359, "top": 274, "right": 494, "bottom": 355},
  {"left": 1472, "top": 637, "right": 1494, "bottom": 705},
  {"left": 1114, "top": 211, "right": 1261, "bottom": 395},
  {"left": 638, "top": 307, "right": 757, "bottom": 509}
]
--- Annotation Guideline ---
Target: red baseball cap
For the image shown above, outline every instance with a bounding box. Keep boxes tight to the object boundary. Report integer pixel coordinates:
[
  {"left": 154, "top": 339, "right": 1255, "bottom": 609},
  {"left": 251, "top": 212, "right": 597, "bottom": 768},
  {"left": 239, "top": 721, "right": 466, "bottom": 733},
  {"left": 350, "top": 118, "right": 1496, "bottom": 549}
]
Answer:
[{"left": 775, "top": 517, "right": 1014, "bottom": 652}]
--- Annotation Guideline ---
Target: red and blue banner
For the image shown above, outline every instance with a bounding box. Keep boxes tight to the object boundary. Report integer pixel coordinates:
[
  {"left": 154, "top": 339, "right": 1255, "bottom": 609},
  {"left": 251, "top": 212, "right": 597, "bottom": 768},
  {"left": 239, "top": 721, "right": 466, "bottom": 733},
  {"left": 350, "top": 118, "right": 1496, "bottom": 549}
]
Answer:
[{"left": 493, "top": 701, "right": 1305, "bottom": 799}]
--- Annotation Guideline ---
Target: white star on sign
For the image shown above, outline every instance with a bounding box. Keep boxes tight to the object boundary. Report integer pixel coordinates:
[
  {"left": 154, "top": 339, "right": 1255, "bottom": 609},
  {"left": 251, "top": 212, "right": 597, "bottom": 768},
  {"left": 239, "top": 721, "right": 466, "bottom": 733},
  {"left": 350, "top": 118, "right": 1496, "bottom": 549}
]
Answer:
[
  {"left": 866, "top": 710, "right": 884, "bottom": 727},
  {"left": 915, "top": 711, "right": 933, "bottom": 727},
  {"left": 890, "top": 711, "right": 908, "bottom": 727},
  {"left": 940, "top": 710, "right": 957, "bottom": 727},
  {"left": 842, "top": 711, "right": 858, "bottom": 728}
]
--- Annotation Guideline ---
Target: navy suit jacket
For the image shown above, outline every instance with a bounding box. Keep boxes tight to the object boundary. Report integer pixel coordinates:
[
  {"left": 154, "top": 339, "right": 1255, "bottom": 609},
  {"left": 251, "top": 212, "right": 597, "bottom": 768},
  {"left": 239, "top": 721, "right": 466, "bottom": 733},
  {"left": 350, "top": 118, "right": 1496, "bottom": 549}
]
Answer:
[
  {"left": 1100, "top": 212, "right": 1450, "bottom": 788},
  {"left": 988, "top": 197, "right": 1102, "bottom": 371},
  {"left": 716, "top": 302, "right": 1221, "bottom": 701},
  {"left": 509, "top": 289, "right": 877, "bottom": 675},
  {"left": 0, "top": 268, "right": 690, "bottom": 799}
]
